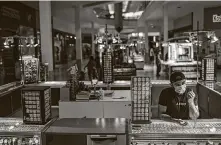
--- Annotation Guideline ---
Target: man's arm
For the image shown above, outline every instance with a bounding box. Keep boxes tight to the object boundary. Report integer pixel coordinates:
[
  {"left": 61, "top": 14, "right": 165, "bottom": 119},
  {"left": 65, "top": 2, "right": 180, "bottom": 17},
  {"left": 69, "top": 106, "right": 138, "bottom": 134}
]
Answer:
[
  {"left": 158, "top": 105, "right": 169, "bottom": 119},
  {"left": 158, "top": 89, "right": 169, "bottom": 119},
  {"left": 188, "top": 91, "right": 200, "bottom": 119}
]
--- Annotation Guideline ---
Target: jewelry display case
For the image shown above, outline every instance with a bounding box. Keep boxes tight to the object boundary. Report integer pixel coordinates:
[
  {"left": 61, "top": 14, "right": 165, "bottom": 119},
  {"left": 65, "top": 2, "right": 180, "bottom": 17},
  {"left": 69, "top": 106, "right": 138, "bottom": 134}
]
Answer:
[{"left": 0, "top": 118, "right": 50, "bottom": 145}]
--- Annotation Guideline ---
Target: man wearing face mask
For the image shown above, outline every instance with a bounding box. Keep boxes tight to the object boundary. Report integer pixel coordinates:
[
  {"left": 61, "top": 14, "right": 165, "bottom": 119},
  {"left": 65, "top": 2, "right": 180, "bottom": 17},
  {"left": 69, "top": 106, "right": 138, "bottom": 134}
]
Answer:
[{"left": 158, "top": 72, "right": 200, "bottom": 120}]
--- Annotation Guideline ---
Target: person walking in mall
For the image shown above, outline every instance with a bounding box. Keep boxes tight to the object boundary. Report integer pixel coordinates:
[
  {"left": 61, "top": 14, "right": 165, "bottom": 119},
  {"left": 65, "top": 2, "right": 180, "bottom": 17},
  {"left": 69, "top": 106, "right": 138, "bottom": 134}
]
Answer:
[
  {"left": 84, "top": 56, "right": 97, "bottom": 81},
  {"left": 155, "top": 49, "right": 162, "bottom": 77}
]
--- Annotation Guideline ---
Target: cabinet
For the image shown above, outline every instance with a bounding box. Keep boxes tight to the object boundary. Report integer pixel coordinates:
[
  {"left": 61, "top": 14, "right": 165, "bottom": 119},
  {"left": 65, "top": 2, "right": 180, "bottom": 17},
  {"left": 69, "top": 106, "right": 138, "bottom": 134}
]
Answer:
[
  {"left": 103, "top": 102, "right": 131, "bottom": 118},
  {"left": 59, "top": 101, "right": 132, "bottom": 119},
  {"left": 59, "top": 102, "right": 103, "bottom": 118}
]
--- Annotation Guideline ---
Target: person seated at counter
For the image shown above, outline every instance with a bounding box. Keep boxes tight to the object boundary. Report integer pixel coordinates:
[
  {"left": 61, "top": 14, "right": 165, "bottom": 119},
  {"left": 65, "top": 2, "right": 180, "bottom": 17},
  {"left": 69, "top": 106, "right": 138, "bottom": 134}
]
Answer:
[{"left": 158, "top": 72, "right": 200, "bottom": 121}]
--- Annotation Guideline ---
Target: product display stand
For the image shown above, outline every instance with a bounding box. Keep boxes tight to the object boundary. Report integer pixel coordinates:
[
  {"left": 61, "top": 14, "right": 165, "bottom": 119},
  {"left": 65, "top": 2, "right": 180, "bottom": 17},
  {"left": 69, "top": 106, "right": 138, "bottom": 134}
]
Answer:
[
  {"left": 202, "top": 58, "right": 216, "bottom": 89},
  {"left": 21, "top": 86, "right": 52, "bottom": 125},
  {"left": 131, "top": 76, "right": 151, "bottom": 124},
  {"left": 102, "top": 49, "right": 114, "bottom": 84},
  {"left": 67, "top": 64, "right": 79, "bottom": 101},
  {"left": 21, "top": 57, "right": 39, "bottom": 84}
]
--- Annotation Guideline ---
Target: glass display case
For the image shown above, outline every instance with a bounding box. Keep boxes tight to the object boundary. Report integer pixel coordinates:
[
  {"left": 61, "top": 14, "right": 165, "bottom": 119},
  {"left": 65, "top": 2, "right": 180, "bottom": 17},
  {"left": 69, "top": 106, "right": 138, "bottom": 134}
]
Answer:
[
  {"left": 164, "top": 41, "right": 200, "bottom": 80},
  {"left": 0, "top": 118, "right": 48, "bottom": 145},
  {"left": 168, "top": 42, "right": 194, "bottom": 62}
]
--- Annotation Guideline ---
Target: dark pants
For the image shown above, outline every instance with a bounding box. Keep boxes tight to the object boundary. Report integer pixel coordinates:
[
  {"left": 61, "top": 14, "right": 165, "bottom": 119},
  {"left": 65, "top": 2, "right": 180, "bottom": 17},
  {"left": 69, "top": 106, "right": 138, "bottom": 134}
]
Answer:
[
  {"left": 88, "top": 69, "right": 97, "bottom": 81},
  {"left": 156, "top": 64, "right": 161, "bottom": 76}
]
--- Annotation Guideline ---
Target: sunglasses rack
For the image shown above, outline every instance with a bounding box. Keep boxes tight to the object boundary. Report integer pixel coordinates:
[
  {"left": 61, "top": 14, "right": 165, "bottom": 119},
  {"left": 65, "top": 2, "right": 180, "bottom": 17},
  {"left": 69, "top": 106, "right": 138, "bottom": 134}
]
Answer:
[{"left": 131, "top": 77, "right": 151, "bottom": 124}]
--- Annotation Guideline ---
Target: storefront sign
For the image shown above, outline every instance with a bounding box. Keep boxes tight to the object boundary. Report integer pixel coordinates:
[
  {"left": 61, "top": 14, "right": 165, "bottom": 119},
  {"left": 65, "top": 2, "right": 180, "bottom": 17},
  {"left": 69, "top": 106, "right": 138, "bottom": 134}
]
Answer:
[
  {"left": 213, "top": 14, "right": 221, "bottom": 23},
  {"left": 204, "top": 6, "right": 221, "bottom": 29}
]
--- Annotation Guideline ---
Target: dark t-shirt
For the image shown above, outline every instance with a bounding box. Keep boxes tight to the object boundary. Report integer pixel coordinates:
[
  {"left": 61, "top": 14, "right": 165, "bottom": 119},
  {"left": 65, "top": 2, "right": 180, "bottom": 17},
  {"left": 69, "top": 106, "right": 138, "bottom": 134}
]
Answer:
[{"left": 158, "top": 87, "right": 198, "bottom": 119}]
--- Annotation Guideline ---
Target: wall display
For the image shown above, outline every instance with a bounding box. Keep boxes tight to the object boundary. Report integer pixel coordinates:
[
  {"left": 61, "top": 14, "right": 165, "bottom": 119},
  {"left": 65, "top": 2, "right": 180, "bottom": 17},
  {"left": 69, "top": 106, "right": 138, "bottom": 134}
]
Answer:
[
  {"left": 102, "top": 51, "right": 113, "bottom": 83},
  {"left": 21, "top": 86, "right": 51, "bottom": 125},
  {"left": 131, "top": 77, "right": 151, "bottom": 124},
  {"left": 21, "top": 57, "right": 39, "bottom": 84},
  {"left": 202, "top": 58, "right": 216, "bottom": 81}
]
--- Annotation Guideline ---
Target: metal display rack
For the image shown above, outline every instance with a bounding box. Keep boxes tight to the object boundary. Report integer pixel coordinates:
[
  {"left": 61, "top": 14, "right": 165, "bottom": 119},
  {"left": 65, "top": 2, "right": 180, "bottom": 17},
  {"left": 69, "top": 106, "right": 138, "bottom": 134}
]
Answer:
[
  {"left": 131, "top": 76, "right": 151, "bottom": 124},
  {"left": 102, "top": 51, "right": 114, "bottom": 83},
  {"left": 21, "top": 86, "right": 51, "bottom": 125}
]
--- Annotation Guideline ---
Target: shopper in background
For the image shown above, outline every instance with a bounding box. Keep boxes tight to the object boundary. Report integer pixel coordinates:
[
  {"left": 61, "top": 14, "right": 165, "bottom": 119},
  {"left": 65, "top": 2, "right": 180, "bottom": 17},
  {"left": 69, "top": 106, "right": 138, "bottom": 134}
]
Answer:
[
  {"left": 158, "top": 72, "right": 200, "bottom": 120},
  {"left": 84, "top": 56, "right": 97, "bottom": 81},
  {"left": 95, "top": 51, "right": 101, "bottom": 81},
  {"left": 149, "top": 47, "right": 154, "bottom": 64},
  {"left": 155, "top": 50, "right": 162, "bottom": 77}
]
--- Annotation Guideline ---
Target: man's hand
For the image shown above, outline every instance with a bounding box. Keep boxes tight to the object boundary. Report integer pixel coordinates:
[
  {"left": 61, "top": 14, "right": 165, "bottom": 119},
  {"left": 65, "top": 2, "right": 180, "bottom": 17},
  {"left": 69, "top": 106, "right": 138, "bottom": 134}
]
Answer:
[
  {"left": 187, "top": 90, "right": 200, "bottom": 119},
  {"left": 187, "top": 90, "right": 195, "bottom": 104}
]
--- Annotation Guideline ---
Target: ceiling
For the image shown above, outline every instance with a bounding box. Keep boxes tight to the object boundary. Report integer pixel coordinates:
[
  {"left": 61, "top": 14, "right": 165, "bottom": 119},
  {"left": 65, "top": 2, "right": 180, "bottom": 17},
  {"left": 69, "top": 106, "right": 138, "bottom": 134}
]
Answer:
[
  {"left": 140, "top": 1, "right": 221, "bottom": 22},
  {"left": 21, "top": 1, "right": 145, "bottom": 34}
]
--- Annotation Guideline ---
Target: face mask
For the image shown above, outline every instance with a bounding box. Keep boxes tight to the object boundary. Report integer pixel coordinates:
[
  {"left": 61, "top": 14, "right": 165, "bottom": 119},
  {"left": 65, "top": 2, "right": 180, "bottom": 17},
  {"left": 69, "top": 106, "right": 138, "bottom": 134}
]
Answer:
[{"left": 174, "top": 84, "right": 186, "bottom": 94}]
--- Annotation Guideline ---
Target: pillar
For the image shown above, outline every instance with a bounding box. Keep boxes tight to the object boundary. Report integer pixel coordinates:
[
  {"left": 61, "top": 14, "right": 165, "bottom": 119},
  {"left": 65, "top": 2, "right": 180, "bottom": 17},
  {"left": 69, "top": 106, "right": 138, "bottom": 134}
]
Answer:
[
  {"left": 163, "top": 5, "right": 169, "bottom": 59},
  {"left": 145, "top": 20, "right": 150, "bottom": 64},
  {"left": 75, "top": 6, "right": 82, "bottom": 71},
  {"left": 39, "top": 1, "right": 53, "bottom": 71},
  {"left": 91, "top": 22, "right": 95, "bottom": 57}
]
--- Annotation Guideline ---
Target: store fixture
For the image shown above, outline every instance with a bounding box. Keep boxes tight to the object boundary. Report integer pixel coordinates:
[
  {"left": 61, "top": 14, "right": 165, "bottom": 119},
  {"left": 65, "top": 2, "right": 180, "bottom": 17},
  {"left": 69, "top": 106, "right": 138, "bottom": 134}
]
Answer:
[
  {"left": 202, "top": 58, "right": 216, "bottom": 81},
  {"left": 102, "top": 49, "right": 114, "bottom": 84},
  {"left": 130, "top": 120, "right": 221, "bottom": 145},
  {"left": 113, "top": 63, "right": 136, "bottom": 80},
  {"left": 21, "top": 56, "right": 39, "bottom": 84},
  {"left": 0, "top": 118, "right": 52, "bottom": 145},
  {"left": 67, "top": 64, "right": 80, "bottom": 101},
  {"left": 2, "top": 35, "right": 40, "bottom": 84},
  {"left": 21, "top": 86, "right": 51, "bottom": 125},
  {"left": 163, "top": 37, "right": 200, "bottom": 80},
  {"left": 131, "top": 77, "right": 151, "bottom": 124},
  {"left": 39, "top": 63, "right": 49, "bottom": 82}
]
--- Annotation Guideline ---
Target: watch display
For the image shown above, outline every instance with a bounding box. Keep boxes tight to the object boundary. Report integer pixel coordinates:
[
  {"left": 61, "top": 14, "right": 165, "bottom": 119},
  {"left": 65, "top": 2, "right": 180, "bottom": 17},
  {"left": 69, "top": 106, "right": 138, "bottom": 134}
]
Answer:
[{"left": 131, "top": 77, "right": 151, "bottom": 123}]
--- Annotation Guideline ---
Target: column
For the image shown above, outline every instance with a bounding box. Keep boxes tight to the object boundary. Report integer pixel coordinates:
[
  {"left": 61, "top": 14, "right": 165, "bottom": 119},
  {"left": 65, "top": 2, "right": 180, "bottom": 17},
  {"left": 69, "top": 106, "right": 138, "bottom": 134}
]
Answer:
[
  {"left": 75, "top": 6, "right": 82, "bottom": 71},
  {"left": 91, "top": 22, "right": 95, "bottom": 57},
  {"left": 144, "top": 20, "right": 150, "bottom": 64},
  {"left": 163, "top": 5, "right": 168, "bottom": 60},
  {"left": 39, "top": 1, "right": 53, "bottom": 71}
]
